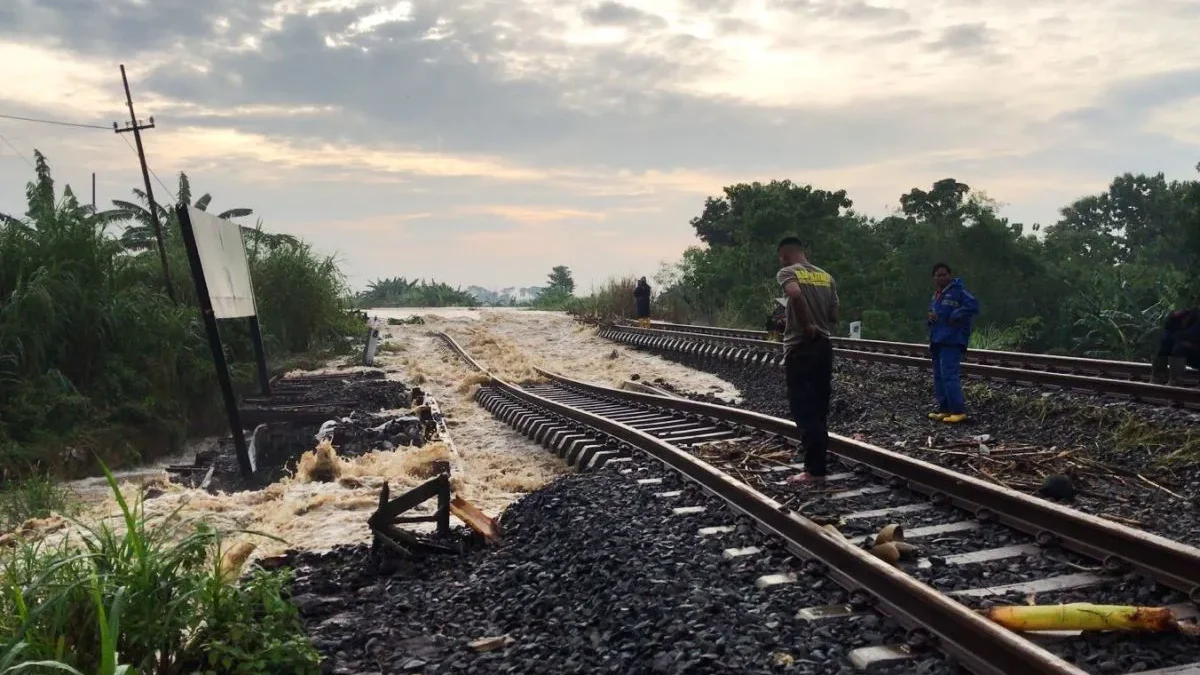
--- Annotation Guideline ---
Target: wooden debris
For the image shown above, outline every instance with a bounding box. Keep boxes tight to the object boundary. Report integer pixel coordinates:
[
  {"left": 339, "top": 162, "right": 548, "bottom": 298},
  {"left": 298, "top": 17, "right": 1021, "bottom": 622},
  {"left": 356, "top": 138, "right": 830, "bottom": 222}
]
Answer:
[
  {"left": 451, "top": 496, "right": 502, "bottom": 543},
  {"left": 469, "top": 635, "right": 515, "bottom": 652}
]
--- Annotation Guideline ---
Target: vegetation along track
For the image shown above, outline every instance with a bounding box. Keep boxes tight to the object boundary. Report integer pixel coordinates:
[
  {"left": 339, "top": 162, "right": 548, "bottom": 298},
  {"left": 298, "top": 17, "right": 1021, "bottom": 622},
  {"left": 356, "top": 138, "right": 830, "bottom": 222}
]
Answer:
[
  {"left": 435, "top": 331, "right": 1200, "bottom": 675},
  {"left": 602, "top": 323, "right": 1200, "bottom": 409}
]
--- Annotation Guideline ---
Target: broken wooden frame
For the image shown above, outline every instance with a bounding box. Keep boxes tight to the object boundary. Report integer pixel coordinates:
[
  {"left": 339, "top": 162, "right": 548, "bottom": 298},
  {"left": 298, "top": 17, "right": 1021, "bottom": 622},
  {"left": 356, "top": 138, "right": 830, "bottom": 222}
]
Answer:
[
  {"left": 368, "top": 461, "right": 502, "bottom": 557},
  {"left": 368, "top": 466, "right": 455, "bottom": 557}
]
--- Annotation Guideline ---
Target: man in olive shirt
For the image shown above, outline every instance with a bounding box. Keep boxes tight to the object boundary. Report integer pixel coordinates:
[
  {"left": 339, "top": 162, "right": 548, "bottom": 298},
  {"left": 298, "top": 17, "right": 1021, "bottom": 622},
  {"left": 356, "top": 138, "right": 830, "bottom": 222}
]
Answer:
[{"left": 775, "top": 237, "right": 839, "bottom": 484}]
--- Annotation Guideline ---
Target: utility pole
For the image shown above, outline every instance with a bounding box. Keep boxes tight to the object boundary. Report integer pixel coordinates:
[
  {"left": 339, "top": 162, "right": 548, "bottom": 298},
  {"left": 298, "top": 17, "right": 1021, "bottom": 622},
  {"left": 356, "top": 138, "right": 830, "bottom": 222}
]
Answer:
[
  {"left": 91, "top": 172, "right": 96, "bottom": 210},
  {"left": 114, "top": 64, "right": 175, "bottom": 302}
]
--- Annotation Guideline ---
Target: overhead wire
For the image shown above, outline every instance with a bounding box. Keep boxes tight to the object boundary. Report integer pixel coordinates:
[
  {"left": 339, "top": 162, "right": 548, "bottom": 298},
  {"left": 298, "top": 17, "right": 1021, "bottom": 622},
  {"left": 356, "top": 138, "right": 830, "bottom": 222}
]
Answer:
[
  {"left": 0, "top": 112, "right": 112, "bottom": 131},
  {"left": 1, "top": 110, "right": 184, "bottom": 215},
  {"left": 0, "top": 133, "right": 35, "bottom": 170},
  {"left": 3, "top": 108, "right": 184, "bottom": 208},
  {"left": 116, "top": 132, "right": 178, "bottom": 203}
]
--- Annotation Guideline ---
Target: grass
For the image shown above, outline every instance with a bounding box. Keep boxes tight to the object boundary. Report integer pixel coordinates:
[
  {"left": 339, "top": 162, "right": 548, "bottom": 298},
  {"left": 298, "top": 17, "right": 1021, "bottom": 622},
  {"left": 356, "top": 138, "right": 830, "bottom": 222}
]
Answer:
[
  {"left": 963, "top": 381, "right": 1200, "bottom": 469},
  {"left": 0, "top": 475, "right": 77, "bottom": 536},
  {"left": 0, "top": 465, "right": 320, "bottom": 674},
  {"left": 564, "top": 277, "right": 639, "bottom": 320}
]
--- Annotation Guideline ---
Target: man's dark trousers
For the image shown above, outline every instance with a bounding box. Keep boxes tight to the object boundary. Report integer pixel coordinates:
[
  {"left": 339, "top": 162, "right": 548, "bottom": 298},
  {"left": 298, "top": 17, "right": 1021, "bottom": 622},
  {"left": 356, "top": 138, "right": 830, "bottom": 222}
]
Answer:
[{"left": 785, "top": 335, "right": 833, "bottom": 476}]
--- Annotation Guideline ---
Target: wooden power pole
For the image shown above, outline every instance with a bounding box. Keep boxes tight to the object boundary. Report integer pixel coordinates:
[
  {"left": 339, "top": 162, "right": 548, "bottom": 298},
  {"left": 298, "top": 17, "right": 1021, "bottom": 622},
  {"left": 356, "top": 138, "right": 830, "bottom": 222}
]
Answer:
[{"left": 114, "top": 64, "right": 175, "bottom": 302}]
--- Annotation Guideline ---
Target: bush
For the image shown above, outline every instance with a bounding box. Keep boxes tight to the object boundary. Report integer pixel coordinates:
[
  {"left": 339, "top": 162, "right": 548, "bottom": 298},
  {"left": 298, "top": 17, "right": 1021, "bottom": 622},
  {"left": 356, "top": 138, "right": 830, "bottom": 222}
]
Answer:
[
  {"left": 565, "top": 277, "right": 638, "bottom": 319},
  {"left": 0, "top": 467, "right": 320, "bottom": 674},
  {"left": 0, "top": 153, "right": 358, "bottom": 479},
  {"left": 0, "top": 474, "right": 77, "bottom": 535}
]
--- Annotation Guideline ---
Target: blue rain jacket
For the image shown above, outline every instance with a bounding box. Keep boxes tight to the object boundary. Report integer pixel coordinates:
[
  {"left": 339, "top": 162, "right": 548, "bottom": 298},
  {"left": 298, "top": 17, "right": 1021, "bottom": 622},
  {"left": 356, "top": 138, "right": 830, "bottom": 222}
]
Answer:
[{"left": 928, "top": 278, "right": 980, "bottom": 347}]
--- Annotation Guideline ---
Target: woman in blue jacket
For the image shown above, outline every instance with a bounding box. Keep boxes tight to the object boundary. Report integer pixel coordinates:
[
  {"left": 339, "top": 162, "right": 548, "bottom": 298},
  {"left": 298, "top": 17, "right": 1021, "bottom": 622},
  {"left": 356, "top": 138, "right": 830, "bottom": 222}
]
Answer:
[{"left": 927, "top": 263, "right": 980, "bottom": 423}]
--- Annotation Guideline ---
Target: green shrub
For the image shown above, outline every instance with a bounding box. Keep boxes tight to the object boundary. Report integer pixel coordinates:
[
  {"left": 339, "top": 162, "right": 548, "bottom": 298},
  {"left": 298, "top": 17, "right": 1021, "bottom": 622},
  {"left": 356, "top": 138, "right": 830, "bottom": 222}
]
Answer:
[
  {"left": 0, "top": 152, "right": 358, "bottom": 479},
  {"left": 0, "top": 466, "right": 320, "bottom": 674},
  {"left": 0, "top": 474, "right": 77, "bottom": 535}
]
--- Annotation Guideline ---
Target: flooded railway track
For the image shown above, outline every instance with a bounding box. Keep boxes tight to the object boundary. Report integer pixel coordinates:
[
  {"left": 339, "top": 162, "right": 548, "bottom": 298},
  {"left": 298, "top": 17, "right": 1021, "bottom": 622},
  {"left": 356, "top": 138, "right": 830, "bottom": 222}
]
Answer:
[{"left": 436, "top": 331, "right": 1200, "bottom": 675}]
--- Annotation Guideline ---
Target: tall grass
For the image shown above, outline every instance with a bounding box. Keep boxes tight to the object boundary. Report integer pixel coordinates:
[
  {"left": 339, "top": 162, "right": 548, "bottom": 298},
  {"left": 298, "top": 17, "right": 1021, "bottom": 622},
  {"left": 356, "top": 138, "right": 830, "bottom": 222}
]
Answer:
[
  {"left": 0, "top": 466, "right": 320, "bottom": 674},
  {"left": 0, "top": 476, "right": 76, "bottom": 535},
  {"left": 566, "top": 277, "right": 639, "bottom": 319},
  {"left": 0, "top": 152, "right": 358, "bottom": 480}
]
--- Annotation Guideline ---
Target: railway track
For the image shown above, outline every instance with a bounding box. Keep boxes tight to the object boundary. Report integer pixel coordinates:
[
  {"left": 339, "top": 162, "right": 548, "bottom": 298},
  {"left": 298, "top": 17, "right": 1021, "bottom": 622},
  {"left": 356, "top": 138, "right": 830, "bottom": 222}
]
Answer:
[
  {"left": 436, "top": 331, "right": 1200, "bottom": 675},
  {"left": 598, "top": 323, "right": 1200, "bottom": 409},
  {"left": 645, "top": 320, "right": 1172, "bottom": 383}
]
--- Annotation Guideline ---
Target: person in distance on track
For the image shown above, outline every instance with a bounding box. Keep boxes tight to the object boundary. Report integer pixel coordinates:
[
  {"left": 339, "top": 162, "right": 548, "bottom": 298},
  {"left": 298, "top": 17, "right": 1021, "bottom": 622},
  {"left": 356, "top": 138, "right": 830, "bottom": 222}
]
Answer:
[
  {"left": 765, "top": 301, "right": 786, "bottom": 342},
  {"left": 633, "top": 277, "right": 652, "bottom": 328},
  {"left": 927, "top": 263, "right": 980, "bottom": 424},
  {"left": 776, "top": 237, "right": 839, "bottom": 485},
  {"left": 1153, "top": 307, "right": 1200, "bottom": 386}
]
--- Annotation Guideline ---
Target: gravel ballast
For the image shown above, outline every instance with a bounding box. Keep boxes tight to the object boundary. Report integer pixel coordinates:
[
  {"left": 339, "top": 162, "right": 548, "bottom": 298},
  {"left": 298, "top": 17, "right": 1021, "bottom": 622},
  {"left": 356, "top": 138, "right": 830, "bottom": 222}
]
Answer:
[
  {"left": 288, "top": 463, "right": 953, "bottom": 675},
  {"left": 633, "top": 347, "right": 1200, "bottom": 545}
]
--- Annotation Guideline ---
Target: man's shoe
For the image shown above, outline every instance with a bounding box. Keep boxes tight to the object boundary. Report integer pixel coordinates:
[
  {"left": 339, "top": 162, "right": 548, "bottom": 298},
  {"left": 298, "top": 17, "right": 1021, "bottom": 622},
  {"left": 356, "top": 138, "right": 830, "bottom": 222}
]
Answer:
[
  {"left": 1151, "top": 355, "right": 1169, "bottom": 384},
  {"left": 1168, "top": 357, "right": 1188, "bottom": 386},
  {"left": 942, "top": 413, "right": 967, "bottom": 424},
  {"left": 928, "top": 412, "right": 948, "bottom": 420}
]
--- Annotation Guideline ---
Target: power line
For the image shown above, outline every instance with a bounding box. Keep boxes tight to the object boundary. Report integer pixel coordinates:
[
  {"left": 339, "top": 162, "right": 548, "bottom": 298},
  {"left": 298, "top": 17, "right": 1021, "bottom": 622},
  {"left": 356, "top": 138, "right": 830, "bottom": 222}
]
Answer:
[
  {"left": 0, "top": 133, "right": 35, "bottom": 170},
  {"left": 117, "top": 132, "right": 176, "bottom": 202},
  {"left": 0, "top": 112, "right": 112, "bottom": 131},
  {"left": 114, "top": 63, "right": 175, "bottom": 302}
]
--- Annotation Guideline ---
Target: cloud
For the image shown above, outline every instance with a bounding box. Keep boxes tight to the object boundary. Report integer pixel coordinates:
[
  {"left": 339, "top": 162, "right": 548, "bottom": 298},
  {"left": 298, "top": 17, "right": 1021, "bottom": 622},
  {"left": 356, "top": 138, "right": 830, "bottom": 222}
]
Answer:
[
  {"left": 4, "top": 0, "right": 1200, "bottom": 289},
  {"left": 458, "top": 205, "right": 608, "bottom": 224},
  {"left": 770, "top": 0, "right": 910, "bottom": 23},
  {"left": 580, "top": 2, "right": 668, "bottom": 30},
  {"left": 872, "top": 28, "right": 923, "bottom": 44},
  {"left": 716, "top": 17, "right": 760, "bottom": 35},
  {"left": 927, "top": 22, "right": 993, "bottom": 55},
  {"left": 0, "top": 0, "right": 275, "bottom": 56}
]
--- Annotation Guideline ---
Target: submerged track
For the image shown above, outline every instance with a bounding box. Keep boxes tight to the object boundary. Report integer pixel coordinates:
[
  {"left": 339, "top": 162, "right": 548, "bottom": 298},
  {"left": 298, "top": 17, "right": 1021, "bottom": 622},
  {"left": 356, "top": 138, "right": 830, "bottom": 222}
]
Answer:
[{"left": 436, "top": 331, "right": 1200, "bottom": 675}]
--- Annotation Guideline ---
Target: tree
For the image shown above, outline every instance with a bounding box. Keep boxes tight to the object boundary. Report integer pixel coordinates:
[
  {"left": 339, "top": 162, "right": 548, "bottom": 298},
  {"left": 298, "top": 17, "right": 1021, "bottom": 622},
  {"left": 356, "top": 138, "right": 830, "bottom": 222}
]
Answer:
[
  {"left": 546, "top": 266, "right": 575, "bottom": 295},
  {"left": 354, "top": 276, "right": 477, "bottom": 308},
  {"left": 112, "top": 172, "right": 255, "bottom": 251},
  {"left": 689, "top": 180, "right": 852, "bottom": 248},
  {"left": 534, "top": 266, "right": 576, "bottom": 309}
]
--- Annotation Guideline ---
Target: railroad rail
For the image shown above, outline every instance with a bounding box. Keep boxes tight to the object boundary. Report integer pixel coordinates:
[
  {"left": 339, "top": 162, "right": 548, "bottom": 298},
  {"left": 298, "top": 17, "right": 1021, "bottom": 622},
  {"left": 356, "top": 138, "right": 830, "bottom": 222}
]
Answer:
[
  {"left": 599, "top": 324, "right": 1200, "bottom": 409},
  {"left": 646, "top": 320, "right": 1165, "bottom": 382},
  {"left": 435, "top": 331, "right": 1200, "bottom": 675}
]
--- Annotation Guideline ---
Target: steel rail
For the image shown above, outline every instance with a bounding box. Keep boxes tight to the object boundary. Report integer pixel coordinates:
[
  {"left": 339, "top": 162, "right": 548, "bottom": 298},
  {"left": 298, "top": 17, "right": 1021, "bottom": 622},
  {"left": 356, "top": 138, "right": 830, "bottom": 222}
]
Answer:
[
  {"left": 535, "top": 367, "right": 1200, "bottom": 601},
  {"left": 603, "top": 325, "right": 1200, "bottom": 408},
  {"left": 647, "top": 320, "right": 1161, "bottom": 380},
  {"left": 434, "top": 332, "right": 1085, "bottom": 675}
]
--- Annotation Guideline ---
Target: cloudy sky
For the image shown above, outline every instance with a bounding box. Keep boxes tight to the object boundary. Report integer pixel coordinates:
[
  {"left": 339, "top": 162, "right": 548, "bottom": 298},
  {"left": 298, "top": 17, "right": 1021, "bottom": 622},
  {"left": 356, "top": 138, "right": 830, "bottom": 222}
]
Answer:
[{"left": 1, "top": 0, "right": 1198, "bottom": 290}]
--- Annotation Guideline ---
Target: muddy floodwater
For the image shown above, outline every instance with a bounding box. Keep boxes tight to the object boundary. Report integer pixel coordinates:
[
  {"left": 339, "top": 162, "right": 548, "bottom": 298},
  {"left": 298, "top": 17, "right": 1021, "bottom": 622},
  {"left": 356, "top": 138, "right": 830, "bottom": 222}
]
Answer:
[{"left": 25, "top": 309, "right": 736, "bottom": 560}]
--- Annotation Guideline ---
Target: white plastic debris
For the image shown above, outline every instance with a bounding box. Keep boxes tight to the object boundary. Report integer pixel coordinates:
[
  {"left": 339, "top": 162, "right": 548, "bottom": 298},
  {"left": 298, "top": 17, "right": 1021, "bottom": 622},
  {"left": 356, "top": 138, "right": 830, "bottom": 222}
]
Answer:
[{"left": 315, "top": 419, "right": 339, "bottom": 442}]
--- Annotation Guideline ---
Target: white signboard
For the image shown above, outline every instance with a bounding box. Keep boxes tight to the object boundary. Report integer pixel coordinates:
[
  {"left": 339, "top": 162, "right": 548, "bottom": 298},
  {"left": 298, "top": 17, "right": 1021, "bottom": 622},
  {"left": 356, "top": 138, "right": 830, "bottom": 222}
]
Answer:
[
  {"left": 849, "top": 321, "right": 862, "bottom": 340},
  {"left": 187, "top": 207, "right": 257, "bottom": 319}
]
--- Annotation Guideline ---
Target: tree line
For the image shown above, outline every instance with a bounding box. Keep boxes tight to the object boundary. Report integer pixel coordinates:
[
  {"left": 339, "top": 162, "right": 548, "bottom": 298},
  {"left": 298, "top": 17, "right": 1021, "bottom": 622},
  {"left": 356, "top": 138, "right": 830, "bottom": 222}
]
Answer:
[
  {"left": 0, "top": 152, "right": 360, "bottom": 480},
  {"left": 354, "top": 276, "right": 479, "bottom": 308},
  {"left": 642, "top": 169, "right": 1199, "bottom": 359}
]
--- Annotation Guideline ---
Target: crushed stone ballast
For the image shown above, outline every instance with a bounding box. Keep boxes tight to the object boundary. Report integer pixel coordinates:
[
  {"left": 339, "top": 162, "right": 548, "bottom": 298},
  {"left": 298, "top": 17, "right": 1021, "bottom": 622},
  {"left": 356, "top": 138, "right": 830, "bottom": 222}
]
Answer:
[{"left": 437, "top": 332, "right": 1200, "bottom": 675}]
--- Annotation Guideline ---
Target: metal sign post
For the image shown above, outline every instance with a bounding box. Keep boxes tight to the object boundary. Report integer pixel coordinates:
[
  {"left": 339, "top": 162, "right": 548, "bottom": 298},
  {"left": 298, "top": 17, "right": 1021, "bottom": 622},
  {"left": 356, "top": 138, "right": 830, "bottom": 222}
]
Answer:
[{"left": 176, "top": 205, "right": 273, "bottom": 478}]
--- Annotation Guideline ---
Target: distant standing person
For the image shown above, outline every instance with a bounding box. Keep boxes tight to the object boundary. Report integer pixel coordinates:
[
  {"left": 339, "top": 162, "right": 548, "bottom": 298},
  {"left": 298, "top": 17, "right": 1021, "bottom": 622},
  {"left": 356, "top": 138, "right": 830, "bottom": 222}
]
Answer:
[
  {"left": 776, "top": 237, "right": 839, "bottom": 485},
  {"left": 927, "top": 263, "right": 980, "bottom": 423},
  {"left": 1153, "top": 307, "right": 1200, "bottom": 386},
  {"left": 634, "top": 277, "right": 652, "bottom": 327}
]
